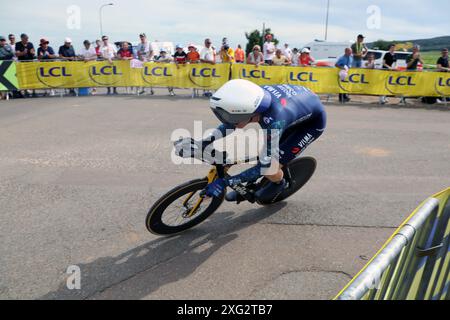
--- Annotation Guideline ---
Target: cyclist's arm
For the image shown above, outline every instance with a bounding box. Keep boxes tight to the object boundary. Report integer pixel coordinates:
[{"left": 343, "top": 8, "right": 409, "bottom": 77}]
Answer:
[
  {"left": 225, "top": 125, "right": 282, "bottom": 186},
  {"left": 201, "top": 123, "right": 235, "bottom": 147}
]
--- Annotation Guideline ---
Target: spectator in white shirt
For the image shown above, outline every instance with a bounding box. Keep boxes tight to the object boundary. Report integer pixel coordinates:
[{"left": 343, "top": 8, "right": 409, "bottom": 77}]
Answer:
[
  {"left": 199, "top": 38, "right": 215, "bottom": 97},
  {"left": 136, "top": 33, "right": 155, "bottom": 95},
  {"left": 200, "top": 38, "right": 215, "bottom": 65},
  {"left": 364, "top": 53, "right": 376, "bottom": 69},
  {"left": 136, "top": 33, "right": 154, "bottom": 62},
  {"left": 79, "top": 40, "right": 97, "bottom": 61},
  {"left": 155, "top": 49, "right": 175, "bottom": 96},
  {"left": 100, "top": 35, "right": 118, "bottom": 95},
  {"left": 263, "top": 34, "right": 276, "bottom": 65},
  {"left": 281, "top": 43, "right": 292, "bottom": 60},
  {"left": 78, "top": 40, "right": 98, "bottom": 95},
  {"left": 100, "top": 35, "right": 117, "bottom": 63},
  {"left": 291, "top": 48, "right": 300, "bottom": 67}
]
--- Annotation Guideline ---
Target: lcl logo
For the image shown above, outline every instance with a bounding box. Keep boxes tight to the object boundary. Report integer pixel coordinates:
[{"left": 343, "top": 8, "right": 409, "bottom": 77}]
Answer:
[
  {"left": 241, "top": 69, "right": 271, "bottom": 80},
  {"left": 36, "top": 66, "right": 73, "bottom": 88},
  {"left": 435, "top": 76, "right": 450, "bottom": 96},
  {"left": 341, "top": 74, "right": 369, "bottom": 84},
  {"left": 385, "top": 75, "right": 418, "bottom": 95},
  {"left": 338, "top": 73, "right": 370, "bottom": 93},
  {"left": 437, "top": 77, "right": 450, "bottom": 87},
  {"left": 88, "top": 65, "right": 122, "bottom": 85},
  {"left": 143, "top": 66, "right": 173, "bottom": 77},
  {"left": 288, "top": 72, "right": 318, "bottom": 83},
  {"left": 189, "top": 67, "right": 222, "bottom": 88},
  {"left": 91, "top": 65, "right": 123, "bottom": 76},
  {"left": 387, "top": 76, "right": 416, "bottom": 86},
  {"left": 39, "top": 67, "right": 72, "bottom": 77},
  {"left": 191, "top": 68, "right": 220, "bottom": 78}
]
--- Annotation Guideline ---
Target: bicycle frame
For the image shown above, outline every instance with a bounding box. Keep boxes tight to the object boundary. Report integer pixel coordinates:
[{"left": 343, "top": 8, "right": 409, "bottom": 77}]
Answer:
[{"left": 184, "top": 155, "right": 260, "bottom": 218}]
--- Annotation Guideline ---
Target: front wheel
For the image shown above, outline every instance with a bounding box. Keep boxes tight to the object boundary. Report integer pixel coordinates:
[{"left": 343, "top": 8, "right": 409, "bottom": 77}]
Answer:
[
  {"left": 257, "top": 157, "right": 317, "bottom": 205},
  {"left": 146, "top": 179, "right": 224, "bottom": 236}
]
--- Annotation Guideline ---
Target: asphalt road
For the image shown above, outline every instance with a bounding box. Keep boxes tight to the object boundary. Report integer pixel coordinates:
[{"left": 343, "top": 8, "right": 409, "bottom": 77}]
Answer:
[{"left": 0, "top": 90, "right": 449, "bottom": 300}]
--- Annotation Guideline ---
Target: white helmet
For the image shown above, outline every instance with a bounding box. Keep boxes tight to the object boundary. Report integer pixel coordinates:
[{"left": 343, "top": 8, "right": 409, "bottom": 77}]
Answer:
[{"left": 210, "top": 79, "right": 271, "bottom": 125}]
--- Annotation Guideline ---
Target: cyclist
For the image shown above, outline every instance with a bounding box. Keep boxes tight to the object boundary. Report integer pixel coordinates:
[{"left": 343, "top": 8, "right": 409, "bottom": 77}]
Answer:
[{"left": 176, "top": 79, "right": 327, "bottom": 203}]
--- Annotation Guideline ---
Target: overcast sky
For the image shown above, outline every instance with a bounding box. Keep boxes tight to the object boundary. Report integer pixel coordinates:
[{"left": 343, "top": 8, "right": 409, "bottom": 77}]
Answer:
[{"left": 1, "top": 0, "right": 448, "bottom": 50}]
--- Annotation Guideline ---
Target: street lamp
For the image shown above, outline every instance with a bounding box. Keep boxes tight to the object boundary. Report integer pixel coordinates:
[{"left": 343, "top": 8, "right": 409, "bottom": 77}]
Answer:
[
  {"left": 324, "top": 0, "right": 330, "bottom": 41},
  {"left": 99, "top": 3, "right": 114, "bottom": 37}
]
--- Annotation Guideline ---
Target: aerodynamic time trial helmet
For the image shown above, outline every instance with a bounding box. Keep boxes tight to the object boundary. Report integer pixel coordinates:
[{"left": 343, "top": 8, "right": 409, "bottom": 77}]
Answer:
[{"left": 209, "top": 79, "right": 272, "bottom": 126}]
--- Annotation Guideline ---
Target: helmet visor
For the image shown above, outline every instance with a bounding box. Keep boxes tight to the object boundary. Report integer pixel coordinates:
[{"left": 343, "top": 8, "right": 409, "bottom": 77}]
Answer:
[{"left": 212, "top": 108, "right": 254, "bottom": 126}]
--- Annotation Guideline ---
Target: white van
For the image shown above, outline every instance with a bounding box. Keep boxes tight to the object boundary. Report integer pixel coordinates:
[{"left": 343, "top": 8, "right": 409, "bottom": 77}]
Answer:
[
  {"left": 303, "top": 40, "right": 352, "bottom": 66},
  {"left": 303, "top": 40, "right": 420, "bottom": 70}
]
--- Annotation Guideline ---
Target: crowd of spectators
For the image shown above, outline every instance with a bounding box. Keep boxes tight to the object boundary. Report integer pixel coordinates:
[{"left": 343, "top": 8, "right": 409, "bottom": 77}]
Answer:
[
  {"left": 333, "top": 34, "right": 449, "bottom": 104},
  {"left": 0, "top": 32, "right": 319, "bottom": 69},
  {"left": 0, "top": 32, "right": 448, "bottom": 102}
]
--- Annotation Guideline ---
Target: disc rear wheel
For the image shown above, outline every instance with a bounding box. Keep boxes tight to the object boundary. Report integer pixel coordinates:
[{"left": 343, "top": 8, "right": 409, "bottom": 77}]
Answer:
[{"left": 257, "top": 157, "right": 317, "bottom": 205}]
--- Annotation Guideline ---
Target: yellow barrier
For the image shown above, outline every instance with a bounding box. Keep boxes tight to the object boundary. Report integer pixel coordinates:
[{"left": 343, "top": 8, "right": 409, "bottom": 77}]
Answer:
[
  {"left": 231, "top": 64, "right": 450, "bottom": 97},
  {"left": 16, "top": 61, "right": 230, "bottom": 90},
  {"left": 335, "top": 187, "right": 450, "bottom": 300},
  {"left": 14, "top": 61, "right": 450, "bottom": 97}
]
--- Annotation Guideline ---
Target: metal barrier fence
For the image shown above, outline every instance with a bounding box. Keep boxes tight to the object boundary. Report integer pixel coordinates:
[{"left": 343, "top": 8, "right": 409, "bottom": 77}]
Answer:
[
  {"left": 1, "top": 60, "right": 449, "bottom": 103},
  {"left": 335, "top": 187, "right": 450, "bottom": 300}
]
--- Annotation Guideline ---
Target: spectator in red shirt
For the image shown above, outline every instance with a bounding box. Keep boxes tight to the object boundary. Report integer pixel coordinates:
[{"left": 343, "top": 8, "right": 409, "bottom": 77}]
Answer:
[
  {"left": 95, "top": 40, "right": 101, "bottom": 58},
  {"left": 299, "top": 48, "right": 315, "bottom": 67},
  {"left": 117, "top": 42, "right": 133, "bottom": 60},
  {"left": 118, "top": 41, "right": 135, "bottom": 94}
]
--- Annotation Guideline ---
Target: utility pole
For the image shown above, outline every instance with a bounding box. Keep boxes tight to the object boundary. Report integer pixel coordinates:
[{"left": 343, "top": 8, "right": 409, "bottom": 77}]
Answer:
[
  {"left": 99, "top": 3, "right": 114, "bottom": 37},
  {"left": 325, "top": 0, "right": 330, "bottom": 41},
  {"left": 262, "top": 22, "right": 266, "bottom": 47}
]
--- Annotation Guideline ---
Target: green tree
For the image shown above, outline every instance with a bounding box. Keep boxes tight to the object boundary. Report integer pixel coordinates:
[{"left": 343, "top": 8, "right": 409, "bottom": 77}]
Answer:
[
  {"left": 245, "top": 28, "right": 279, "bottom": 55},
  {"left": 371, "top": 39, "right": 392, "bottom": 51}
]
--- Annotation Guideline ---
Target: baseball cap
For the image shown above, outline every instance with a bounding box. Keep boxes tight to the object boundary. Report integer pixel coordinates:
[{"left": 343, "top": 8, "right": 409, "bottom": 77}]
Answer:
[
  {"left": 301, "top": 48, "right": 311, "bottom": 54},
  {"left": 65, "top": 37, "right": 72, "bottom": 43},
  {"left": 139, "top": 33, "right": 146, "bottom": 38},
  {"left": 413, "top": 44, "right": 421, "bottom": 50},
  {"left": 188, "top": 43, "right": 196, "bottom": 48},
  {"left": 358, "top": 34, "right": 365, "bottom": 38},
  {"left": 176, "top": 44, "right": 183, "bottom": 49},
  {"left": 40, "top": 38, "right": 49, "bottom": 45},
  {"left": 0, "top": 36, "right": 6, "bottom": 41},
  {"left": 442, "top": 48, "right": 448, "bottom": 52}
]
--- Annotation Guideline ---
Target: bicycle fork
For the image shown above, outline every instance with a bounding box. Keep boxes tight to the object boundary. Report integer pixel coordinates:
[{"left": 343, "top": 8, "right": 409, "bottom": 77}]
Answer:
[{"left": 183, "top": 168, "right": 219, "bottom": 218}]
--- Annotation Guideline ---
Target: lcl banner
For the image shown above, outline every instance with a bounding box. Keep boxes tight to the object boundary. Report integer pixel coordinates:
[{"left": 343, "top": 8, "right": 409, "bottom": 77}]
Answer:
[
  {"left": 13, "top": 61, "right": 450, "bottom": 97},
  {"left": 15, "top": 61, "right": 231, "bottom": 90},
  {"left": 231, "top": 64, "right": 450, "bottom": 97}
]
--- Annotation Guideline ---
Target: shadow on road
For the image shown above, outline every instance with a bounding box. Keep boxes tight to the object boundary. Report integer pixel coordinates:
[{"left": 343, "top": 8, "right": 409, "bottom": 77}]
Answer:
[{"left": 40, "top": 202, "right": 286, "bottom": 300}]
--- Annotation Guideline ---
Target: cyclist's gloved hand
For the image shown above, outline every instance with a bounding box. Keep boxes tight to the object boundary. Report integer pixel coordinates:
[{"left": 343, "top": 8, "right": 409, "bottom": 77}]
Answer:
[
  {"left": 174, "top": 138, "right": 202, "bottom": 159},
  {"left": 205, "top": 178, "right": 228, "bottom": 198}
]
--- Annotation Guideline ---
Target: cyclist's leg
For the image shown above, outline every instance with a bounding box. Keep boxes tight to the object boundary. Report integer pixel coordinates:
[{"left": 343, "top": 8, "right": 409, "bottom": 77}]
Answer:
[
  {"left": 278, "top": 112, "right": 326, "bottom": 168},
  {"left": 255, "top": 111, "right": 326, "bottom": 201}
]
